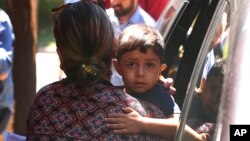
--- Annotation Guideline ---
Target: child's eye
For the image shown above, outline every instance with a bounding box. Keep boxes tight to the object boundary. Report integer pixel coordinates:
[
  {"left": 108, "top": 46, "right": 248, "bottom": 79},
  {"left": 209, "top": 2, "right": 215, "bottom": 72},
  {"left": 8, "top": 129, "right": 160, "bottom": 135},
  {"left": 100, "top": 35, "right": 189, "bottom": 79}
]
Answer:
[
  {"left": 146, "top": 62, "right": 155, "bottom": 68},
  {"left": 127, "top": 62, "right": 137, "bottom": 68}
]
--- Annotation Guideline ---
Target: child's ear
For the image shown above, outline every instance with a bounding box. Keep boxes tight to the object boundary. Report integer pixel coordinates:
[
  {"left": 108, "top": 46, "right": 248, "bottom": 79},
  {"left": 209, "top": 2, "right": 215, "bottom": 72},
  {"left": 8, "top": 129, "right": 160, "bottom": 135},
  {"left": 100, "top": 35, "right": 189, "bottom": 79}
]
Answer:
[
  {"left": 160, "top": 64, "right": 167, "bottom": 73},
  {"left": 160, "top": 64, "right": 167, "bottom": 72},
  {"left": 113, "top": 59, "right": 122, "bottom": 75}
]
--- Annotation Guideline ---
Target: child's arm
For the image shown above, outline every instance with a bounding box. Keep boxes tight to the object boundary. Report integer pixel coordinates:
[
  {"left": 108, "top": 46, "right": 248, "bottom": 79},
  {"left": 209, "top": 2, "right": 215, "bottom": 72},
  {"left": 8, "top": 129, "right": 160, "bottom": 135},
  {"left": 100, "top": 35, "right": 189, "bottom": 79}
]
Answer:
[{"left": 106, "top": 107, "right": 208, "bottom": 141}]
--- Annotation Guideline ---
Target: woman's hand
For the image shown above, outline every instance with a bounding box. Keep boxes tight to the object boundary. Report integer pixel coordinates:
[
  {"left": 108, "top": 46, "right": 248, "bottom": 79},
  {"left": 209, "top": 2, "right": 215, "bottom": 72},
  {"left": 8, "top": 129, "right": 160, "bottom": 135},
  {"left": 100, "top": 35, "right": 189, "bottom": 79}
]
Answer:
[{"left": 106, "top": 107, "right": 143, "bottom": 134}]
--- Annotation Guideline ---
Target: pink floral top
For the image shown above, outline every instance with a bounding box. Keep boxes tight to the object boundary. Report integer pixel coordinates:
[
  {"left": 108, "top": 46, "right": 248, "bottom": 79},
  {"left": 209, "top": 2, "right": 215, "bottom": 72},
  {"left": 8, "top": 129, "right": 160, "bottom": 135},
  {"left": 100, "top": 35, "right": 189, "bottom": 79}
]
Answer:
[{"left": 26, "top": 79, "right": 165, "bottom": 141}]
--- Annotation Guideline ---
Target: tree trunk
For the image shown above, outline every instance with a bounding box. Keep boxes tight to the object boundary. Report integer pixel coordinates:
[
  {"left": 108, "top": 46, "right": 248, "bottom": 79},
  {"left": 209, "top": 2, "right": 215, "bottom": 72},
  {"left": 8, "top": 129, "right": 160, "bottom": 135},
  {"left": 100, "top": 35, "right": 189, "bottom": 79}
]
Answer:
[{"left": 7, "top": 0, "right": 37, "bottom": 135}]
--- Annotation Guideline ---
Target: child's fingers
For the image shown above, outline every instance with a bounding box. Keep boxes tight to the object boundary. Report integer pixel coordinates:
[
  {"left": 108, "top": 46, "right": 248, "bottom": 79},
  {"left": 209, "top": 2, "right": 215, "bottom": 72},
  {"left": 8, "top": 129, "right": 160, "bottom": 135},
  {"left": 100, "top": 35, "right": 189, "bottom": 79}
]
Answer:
[
  {"left": 113, "top": 129, "right": 128, "bottom": 134},
  {"left": 106, "top": 117, "right": 125, "bottom": 123},
  {"left": 122, "top": 107, "right": 134, "bottom": 113},
  {"left": 106, "top": 123, "right": 126, "bottom": 129},
  {"left": 168, "top": 86, "right": 176, "bottom": 95},
  {"left": 108, "top": 113, "right": 126, "bottom": 118}
]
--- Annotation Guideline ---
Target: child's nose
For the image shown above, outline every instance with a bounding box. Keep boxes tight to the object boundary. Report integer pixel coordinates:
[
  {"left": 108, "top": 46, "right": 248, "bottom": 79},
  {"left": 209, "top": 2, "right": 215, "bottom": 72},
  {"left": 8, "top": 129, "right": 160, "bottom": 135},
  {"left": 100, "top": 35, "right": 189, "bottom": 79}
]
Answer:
[{"left": 136, "top": 66, "right": 145, "bottom": 77}]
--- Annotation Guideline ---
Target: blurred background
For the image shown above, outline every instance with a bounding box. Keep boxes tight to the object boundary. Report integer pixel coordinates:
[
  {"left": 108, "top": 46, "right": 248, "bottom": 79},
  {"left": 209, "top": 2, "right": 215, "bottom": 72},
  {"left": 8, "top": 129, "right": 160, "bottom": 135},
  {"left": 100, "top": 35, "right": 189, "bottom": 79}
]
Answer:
[
  {"left": 0, "top": 0, "right": 64, "bottom": 139},
  {"left": 0, "top": 0, "right": 62, "bottom": 50}
]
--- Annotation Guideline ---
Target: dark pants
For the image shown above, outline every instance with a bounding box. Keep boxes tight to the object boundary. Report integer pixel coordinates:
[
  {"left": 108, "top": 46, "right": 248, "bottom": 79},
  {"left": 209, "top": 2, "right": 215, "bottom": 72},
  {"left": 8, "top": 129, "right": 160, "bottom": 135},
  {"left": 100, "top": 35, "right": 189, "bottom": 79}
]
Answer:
[
  {"left": 0, "top": 80, "right": 11, "bottom": 133},
  {"left": 0, "top": 107, "right": 11, "bottom": 133},
  {"left": 0, "top": 81, "right": 3, "bottom": 93}
]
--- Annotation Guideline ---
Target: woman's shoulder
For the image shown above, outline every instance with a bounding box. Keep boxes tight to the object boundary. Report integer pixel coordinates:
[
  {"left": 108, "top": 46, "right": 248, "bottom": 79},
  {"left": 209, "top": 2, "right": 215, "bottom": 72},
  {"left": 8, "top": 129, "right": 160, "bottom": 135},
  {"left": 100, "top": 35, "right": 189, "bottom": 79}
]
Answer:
[
  {"left": 36, "top": 79, "right": 68, "bottom": 94},
  {"left": 34, "top": 79, "right": 78, "bottom": 103}
]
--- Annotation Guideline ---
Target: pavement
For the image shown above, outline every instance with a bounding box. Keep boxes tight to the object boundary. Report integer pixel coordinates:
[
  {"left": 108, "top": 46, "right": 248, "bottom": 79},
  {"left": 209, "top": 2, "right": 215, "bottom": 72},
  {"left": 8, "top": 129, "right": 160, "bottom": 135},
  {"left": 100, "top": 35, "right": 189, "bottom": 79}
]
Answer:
[{"left": 36, "top": 47, "right": 62, "bottom": 91}]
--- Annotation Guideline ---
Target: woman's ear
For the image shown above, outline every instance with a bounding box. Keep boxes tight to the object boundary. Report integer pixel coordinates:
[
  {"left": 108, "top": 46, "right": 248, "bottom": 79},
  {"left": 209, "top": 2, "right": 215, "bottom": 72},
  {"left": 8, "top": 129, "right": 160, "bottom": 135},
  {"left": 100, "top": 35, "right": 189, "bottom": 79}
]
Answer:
[
  {"left": 56, "top": 48, "right": 64, "bottom": 69},
  {"left": 112, "top": 59, "right": 122, "bottom": 75},
  {"left": 56, "top": 48, "right": 62, "bottom": 61},
  {"left": 160, "top": 64, "right": 167, "bottom": 73}
]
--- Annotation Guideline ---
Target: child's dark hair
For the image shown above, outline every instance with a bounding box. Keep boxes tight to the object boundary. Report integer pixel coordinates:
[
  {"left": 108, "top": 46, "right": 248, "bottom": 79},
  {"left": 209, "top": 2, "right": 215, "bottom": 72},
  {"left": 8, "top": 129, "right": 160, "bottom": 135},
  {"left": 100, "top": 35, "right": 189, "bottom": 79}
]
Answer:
[
  {"left": 206, "top": 59, "right": 226, "bottom": 84},
  {"left": 116, "top": 24, "right": 165, "bottom": 63}
]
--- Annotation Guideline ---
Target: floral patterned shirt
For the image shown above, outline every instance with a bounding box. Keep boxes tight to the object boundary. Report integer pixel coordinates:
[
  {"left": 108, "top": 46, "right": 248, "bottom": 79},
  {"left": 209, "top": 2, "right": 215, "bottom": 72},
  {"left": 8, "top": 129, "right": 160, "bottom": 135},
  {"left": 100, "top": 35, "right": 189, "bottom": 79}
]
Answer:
[{"left": 26, "top": 79, "right": 165, "bottom": 141}]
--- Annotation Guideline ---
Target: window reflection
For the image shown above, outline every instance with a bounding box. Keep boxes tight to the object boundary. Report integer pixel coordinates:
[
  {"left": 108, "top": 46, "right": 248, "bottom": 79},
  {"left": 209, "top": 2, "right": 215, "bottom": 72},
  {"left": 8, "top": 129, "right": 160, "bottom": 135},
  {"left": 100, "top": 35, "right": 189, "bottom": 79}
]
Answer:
[
  {"left": 184, "top": 4, "right": 230, "bottom": 140},
  {"left": 156, "top": 0, "right": 183, "bottom": 36}
]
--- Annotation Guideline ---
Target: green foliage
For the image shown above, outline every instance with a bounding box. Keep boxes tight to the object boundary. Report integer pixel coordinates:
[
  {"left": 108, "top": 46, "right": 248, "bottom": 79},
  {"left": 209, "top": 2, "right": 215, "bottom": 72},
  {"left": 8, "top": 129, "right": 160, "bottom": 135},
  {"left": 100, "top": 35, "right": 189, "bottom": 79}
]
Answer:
[
  {"left": 39, "top": 0, "right": 63, "bottom": 27},
  {"left": 0, "top": 1, "right": 7, "bottom": 10},
  {"left": 1, "top": 0, "right": 64, "bottom": 48},
  {"left": 38, "top": 0, "right": 63, "bottom": 48},
  {"left": 0, "top": 1, "right": 9, "bottom": 16}
]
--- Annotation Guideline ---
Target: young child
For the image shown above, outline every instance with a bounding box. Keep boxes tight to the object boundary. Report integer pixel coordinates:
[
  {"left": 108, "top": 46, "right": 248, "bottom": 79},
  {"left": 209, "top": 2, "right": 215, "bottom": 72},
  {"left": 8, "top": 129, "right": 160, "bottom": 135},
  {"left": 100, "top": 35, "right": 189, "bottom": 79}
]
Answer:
[
  {"left": 113, "top": 24, "right": 181, "bottom": 118},
  {"left": 105, "top": 25, "right": 216, "bottom": 141},
  {"left": 188, "top": 59, "right": 226, "bottom": 138}
]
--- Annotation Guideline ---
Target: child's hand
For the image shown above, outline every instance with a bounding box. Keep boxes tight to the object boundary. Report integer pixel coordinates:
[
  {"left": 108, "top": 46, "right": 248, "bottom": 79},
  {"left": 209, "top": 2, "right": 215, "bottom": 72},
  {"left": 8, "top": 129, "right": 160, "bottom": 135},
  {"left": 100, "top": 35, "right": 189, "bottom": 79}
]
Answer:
[
  {"left": 106, "top": 107, "right": 143, "bottom": 134},
  {"left": 195, "top": 87, "right": 203, "bottom": 96},
  {"left": 159, "top": 75, "right": 176, "bottom": 95},
  {"left": 199, "top": 133, "right": 210, "bottom": 141}
]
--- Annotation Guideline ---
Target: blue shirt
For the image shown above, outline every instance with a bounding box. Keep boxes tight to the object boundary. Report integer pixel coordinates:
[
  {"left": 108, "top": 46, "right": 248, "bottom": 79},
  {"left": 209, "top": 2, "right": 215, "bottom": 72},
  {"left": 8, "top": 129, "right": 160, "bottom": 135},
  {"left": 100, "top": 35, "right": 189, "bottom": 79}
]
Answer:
[
  {"left": 106, "top": 5, "right": 156, "bottom": 37},
  {"left": 64, "top": 0, "right": 80, "bottom": 4},
  {"left": 0, "top": 9, "right": 14, "bottom": 112},
  {"left": 202, "top": 49, "right": 215, "bottom": 79},
  {"left": 130, "top": 83, "right": 181, "bottom": 117}
]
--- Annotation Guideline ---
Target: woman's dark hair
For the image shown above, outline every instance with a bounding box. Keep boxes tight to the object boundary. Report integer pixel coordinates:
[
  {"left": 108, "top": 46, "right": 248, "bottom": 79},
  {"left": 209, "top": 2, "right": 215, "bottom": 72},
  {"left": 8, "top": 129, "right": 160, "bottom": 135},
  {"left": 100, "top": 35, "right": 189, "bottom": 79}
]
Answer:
[{"left": 53, "top": 1, "right": 114, "bottom": 87}]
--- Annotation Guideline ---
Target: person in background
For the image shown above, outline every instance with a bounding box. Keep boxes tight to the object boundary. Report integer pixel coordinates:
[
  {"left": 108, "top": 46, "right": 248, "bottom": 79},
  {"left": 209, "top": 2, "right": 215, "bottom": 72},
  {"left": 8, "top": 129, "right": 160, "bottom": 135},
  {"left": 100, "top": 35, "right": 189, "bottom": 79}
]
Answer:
[
  {"left": 188, "top": 59, "right": 226, "bottom": 140},
  {"left": 106, "top": 0, "right": 156, "bottom": 87},
  {"left": 113, "top": 24, "right": 180, "bottom": 118},
  {"left": 103, "top": 0, "right": 111, "bottom": 8},
  {"left": 106, "top": 0, "right": 156, "bottom": 36},
  {"left": 104, "top": 0, "right": 170, "bottom": 20},
  {"left": 139, "top": 0, "right": 169, "bottom": 20},
  {"left": 0, "top": 8, "right": 14, "bottom": 133},
  {"left": 26, "top": 1, "right": 167, "bottom": 140},
  {"left": 196, "top": 9, "right": 229, "bottom": 94},
  {"left": 64, "top": 0, "right": 80, "bottom": 4}
]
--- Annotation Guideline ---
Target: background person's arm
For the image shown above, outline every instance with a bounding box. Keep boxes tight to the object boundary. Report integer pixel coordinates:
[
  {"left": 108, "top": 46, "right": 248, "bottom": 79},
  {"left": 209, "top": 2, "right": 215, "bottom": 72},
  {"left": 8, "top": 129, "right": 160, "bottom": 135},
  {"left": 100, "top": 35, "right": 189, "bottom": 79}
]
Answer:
[
  {"left": 0, "top": 73, "right": 8, "bottom": 81},
  {"left": 0, "top": 10, "right": 14, "bottom": 81},
  {"left": 0, "top": 73, "right": 8, "bottom": 80}
]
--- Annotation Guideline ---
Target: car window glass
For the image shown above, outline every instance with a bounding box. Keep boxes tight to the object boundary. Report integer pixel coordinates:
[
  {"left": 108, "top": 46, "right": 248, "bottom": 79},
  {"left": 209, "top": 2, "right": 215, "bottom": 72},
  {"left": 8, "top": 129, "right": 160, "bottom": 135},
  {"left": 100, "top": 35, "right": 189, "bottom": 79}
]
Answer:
[
  {"left": 175, "top": 1, "right": 231, "bottom": 140},
  {"left": 155, "top": 0, "right": 184, "bottom": 38}
]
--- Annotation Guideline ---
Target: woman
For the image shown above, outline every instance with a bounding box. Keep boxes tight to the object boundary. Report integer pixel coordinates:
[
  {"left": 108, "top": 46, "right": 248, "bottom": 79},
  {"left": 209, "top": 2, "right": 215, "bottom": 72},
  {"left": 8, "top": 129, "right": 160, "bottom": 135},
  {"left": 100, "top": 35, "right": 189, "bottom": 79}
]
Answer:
[{"left": 26, "top": 1, "right": 164, "bottom": 140}]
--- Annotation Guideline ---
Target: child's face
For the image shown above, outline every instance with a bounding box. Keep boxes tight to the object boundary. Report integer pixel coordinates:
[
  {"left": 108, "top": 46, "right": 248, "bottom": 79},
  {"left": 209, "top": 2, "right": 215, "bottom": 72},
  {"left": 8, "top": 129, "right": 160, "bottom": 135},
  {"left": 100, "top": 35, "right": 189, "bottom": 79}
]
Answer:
[
  {"left": 115, "top": 48, "right": 166, "bottom": 94},
  {"left": 201, "top": 78, "right": 222, "bottom": 120}
]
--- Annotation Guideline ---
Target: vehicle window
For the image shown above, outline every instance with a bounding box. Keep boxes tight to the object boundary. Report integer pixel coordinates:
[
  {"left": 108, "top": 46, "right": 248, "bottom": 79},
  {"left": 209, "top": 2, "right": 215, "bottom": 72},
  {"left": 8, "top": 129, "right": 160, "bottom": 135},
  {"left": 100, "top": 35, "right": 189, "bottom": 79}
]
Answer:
[
  {"left": 175, "top": 1, "right": 231, "bottom": 140},
  {"left": 158, "top": 0, "right": 218, "bottom": 108},
  {"left": 214, "top": 1, "right": 250, "bottom": 140},
  {"left": 155, "top": 0, "right": 183, "bottom": 38},
  {"left": 156, "top": 0, "right": 189, "bottom": 82}
]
